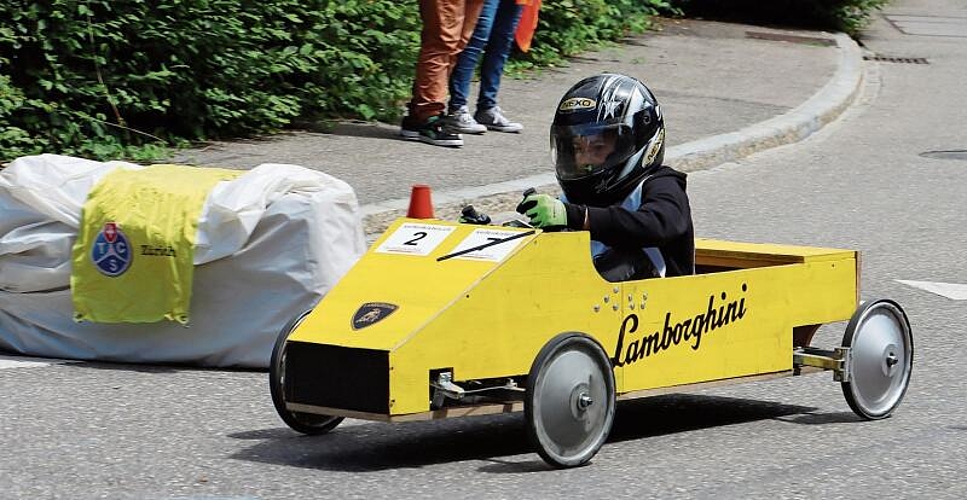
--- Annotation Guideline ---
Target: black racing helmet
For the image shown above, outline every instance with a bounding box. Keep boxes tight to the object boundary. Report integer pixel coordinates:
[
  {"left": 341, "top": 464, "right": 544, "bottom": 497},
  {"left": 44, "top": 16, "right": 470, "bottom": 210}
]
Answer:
[{"left": 551, "top": 73, "right": 665, "bottom": 207}]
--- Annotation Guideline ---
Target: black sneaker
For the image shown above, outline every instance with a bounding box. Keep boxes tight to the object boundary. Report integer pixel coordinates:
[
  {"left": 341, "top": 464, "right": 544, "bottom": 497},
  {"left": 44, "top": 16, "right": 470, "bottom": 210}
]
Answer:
[
  {"left": 400, "top": 114, "right": 421, "bottom": 140},
  {"left": 401, "top": 115, "right": 463, "bottom": 147}
]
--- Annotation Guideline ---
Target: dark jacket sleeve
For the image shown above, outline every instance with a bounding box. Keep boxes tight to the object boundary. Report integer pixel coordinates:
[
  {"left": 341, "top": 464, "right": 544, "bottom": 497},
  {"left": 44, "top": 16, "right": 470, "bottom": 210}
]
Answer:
[{"left": 582, "top": 175, "right": 692, "bottom": 248}]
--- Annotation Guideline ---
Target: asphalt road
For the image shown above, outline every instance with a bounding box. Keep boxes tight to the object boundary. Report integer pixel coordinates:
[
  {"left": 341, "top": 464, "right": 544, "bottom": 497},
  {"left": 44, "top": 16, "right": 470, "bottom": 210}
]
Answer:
[{"left": 3, "top": 0, "right": 966, "bottom": 498}]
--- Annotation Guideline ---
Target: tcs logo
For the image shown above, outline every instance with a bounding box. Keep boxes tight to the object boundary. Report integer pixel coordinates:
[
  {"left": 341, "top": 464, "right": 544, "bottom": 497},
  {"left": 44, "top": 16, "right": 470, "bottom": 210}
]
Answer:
[{"left": 91, "top": 222, "right": 132, "bottom": 277}]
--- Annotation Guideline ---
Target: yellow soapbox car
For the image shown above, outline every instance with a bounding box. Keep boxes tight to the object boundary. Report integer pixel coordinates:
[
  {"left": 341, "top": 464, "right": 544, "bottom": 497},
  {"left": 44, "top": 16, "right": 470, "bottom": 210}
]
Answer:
[{"left": 269, "top": 218, "right": 913, "bottom": 468}]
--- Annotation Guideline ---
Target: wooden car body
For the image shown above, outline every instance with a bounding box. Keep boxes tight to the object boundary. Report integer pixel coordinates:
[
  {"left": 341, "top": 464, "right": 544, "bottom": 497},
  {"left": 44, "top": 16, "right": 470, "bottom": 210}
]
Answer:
[{"left": 281, "top": 219, "right": 858, "bottom": 420}]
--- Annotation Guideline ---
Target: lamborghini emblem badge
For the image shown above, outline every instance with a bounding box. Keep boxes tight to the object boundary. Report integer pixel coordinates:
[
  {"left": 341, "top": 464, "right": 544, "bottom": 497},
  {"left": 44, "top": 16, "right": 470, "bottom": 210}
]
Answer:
[{"left": 352, "top": 302, "right": 398, "bottom": 330}]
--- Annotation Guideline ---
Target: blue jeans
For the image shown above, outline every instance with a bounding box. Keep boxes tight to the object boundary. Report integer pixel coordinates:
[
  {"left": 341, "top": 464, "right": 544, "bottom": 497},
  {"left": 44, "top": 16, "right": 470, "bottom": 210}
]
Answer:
[{"left": 448, "top": 0, "right": 524, "bottom": 112}]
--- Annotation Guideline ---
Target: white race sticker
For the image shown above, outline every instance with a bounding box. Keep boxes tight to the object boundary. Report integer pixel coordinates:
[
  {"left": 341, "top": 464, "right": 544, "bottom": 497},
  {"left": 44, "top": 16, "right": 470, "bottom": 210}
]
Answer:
[
  {"left": 449, "top": 228, "right": 529, "bottom": 262},
  {"left": 375, "top": 223, "right": 456, "bottom": 256}
]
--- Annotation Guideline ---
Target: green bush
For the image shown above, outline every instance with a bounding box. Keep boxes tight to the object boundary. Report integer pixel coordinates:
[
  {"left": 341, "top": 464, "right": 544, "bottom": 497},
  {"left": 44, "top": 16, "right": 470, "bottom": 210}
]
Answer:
[
  {"left": 673, "top": 0, "right": 888, "bottom": 35},
  {"left": 516, "top": 0, "right": 673, "bottom": 68},
  {"left": 0, "top": 75, "right": 43, "bottom": 158},
  {"left": 0, "top": 0, "right": 422, "bottom": 161},
  {"left": 826, "top": 0, "right": 890, "bottom": 34},
  {"left": 0, "top": 0, "right": 678, "bottom": 162}
]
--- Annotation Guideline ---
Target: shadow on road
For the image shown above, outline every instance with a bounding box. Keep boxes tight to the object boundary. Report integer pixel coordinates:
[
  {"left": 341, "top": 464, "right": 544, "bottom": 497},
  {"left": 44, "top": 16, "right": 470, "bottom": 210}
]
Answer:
[
  {"left": 773, "top": 411, "right": 865, "bottom": 425},
  {"left": 321, "top": 121, "right": 404, "bottom": 141},
  {"left": 229, "top": 393, "right": 836, "bottom": 473},
  {"left": 608, "top": 394, "right": 819, "bottom": 442},
  {"left": 51, "top": 358, "right": 264, "bottom": 375}
]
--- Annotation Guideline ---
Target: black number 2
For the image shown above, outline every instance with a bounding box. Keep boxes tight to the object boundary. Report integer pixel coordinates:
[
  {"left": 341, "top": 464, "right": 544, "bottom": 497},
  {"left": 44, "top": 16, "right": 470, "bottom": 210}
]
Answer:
[{"left": 404, "top": 231, "right": 428, "bottom": 245}]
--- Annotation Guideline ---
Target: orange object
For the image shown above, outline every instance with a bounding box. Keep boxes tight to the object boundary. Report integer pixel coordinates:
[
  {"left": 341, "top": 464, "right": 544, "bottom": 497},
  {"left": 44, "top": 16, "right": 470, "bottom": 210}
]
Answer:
[
  {"left": 514, "top": 0, "right": 541, "bottom": 53},
  {"left": 406, "top": 184, "right": 435, "bottom": 219}
]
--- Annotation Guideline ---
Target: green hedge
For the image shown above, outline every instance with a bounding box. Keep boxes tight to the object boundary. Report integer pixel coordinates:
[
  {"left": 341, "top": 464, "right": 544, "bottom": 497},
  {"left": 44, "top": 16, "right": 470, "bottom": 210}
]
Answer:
[
  {"left": 513, "top": 0, "right": 673, "bottom": 69},
  {"left": 675, "top": 0, "right": 888, "bottom": 35},
  {"left": 1, "top": 0, "right": 879, "bottom": 162},
  {"left": 1, "top": 0, "right": 423, "bottom": 161}
]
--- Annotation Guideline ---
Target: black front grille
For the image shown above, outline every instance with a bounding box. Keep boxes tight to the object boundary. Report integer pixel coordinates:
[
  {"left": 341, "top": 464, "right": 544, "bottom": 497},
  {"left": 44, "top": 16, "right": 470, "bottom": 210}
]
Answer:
[{"left": 285, "top": 341, "right": 390, "bottom": 414}]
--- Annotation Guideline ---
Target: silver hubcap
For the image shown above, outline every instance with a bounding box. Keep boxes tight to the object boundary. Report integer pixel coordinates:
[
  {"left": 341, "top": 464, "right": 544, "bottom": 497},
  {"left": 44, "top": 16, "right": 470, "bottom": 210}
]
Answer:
[
  {"left": 533, "top": 349, "right": 611, "bottom": 464},
  {"left": 850, "top": 303, "right": 912, "bottom": 415}
]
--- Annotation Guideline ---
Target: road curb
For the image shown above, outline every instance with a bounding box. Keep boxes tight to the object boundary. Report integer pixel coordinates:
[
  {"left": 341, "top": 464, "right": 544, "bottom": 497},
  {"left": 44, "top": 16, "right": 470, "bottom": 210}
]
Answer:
[
  {"left": 666, "top": 33, "right": 863, "bottom": 173},
  {"left": 361, "top": 32, "right": 864, "bottom": 236}
]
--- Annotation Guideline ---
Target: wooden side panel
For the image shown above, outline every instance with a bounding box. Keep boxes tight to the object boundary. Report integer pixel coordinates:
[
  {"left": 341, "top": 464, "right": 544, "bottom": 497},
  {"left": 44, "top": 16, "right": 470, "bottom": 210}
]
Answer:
[{"left": 616, "top": 255, "right": 857, "bottom": 394}]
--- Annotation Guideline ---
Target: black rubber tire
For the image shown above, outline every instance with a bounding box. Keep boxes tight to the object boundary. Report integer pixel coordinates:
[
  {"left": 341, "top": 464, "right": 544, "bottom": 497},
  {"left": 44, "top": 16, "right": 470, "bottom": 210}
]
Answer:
[
  {"left": 525, "top": 332, "right": 616, "bottom": 468},
  {"left": 840, "top": 299, "right": 914, "bottom": 420},
  {"left": 269, "top": 310, "right": 344, "bottom": 435}
]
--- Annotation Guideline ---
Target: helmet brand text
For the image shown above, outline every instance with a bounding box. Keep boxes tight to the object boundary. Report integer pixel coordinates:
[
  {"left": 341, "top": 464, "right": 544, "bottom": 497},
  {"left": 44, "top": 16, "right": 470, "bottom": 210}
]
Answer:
[{"left": 559, "top": 97, "right": 596, "bottom": 112}]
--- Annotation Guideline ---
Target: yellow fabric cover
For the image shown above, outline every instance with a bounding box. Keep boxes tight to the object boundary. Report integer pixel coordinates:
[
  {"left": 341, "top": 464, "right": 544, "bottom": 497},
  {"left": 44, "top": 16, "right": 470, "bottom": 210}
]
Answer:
[{"left": 71, "top": 165, "right": 241, "bottom": 324}]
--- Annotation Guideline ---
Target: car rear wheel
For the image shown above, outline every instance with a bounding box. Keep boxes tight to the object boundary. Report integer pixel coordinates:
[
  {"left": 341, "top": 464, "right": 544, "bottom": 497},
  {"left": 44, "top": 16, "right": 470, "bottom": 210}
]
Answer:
[{"left": 841, "top": 299, "right": 914, "bottom": 420}]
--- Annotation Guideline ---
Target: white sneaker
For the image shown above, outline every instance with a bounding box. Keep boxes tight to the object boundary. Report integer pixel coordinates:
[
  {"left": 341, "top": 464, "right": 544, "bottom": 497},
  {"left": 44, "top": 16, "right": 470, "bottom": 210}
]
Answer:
[
  {"left": 445, "top": 106, "right": 487, "bottom": 134},
  {"left": 475, "top": 106, "right": 523, "bottom": 133}
]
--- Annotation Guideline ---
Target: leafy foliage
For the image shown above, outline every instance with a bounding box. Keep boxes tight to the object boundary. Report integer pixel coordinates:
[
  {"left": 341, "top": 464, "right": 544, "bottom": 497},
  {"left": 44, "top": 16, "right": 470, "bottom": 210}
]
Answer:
[
  {"left": 514, "top": 0, "right": 673, "bottom": 69},
  {"left": 675, "top": 0, "right": 888, "bottom": 35},
  {"left": 826, "top": 0, "right": 890, "bottom": 34},
  {"left": 0, "top": 0, "right": 422, "bottom": 161}
]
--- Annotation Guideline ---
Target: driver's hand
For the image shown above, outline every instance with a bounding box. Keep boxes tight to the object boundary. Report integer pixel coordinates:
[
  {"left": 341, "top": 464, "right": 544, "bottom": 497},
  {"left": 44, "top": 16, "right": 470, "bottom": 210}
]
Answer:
[{"left": 516, "top": 193, "right": 568, "bottom": 230}]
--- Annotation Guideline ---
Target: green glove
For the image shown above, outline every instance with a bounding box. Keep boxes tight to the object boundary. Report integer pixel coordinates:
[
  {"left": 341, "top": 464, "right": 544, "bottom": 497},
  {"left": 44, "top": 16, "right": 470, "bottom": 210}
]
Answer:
[{"left": 516, "top": 193, "right": 568, "bottom": 229}]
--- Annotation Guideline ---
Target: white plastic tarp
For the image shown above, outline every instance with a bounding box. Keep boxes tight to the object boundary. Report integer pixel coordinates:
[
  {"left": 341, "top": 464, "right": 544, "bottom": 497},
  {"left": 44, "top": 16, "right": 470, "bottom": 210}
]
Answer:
[{"left": 0, "top": 154, "right": 366, "bottom": 368}]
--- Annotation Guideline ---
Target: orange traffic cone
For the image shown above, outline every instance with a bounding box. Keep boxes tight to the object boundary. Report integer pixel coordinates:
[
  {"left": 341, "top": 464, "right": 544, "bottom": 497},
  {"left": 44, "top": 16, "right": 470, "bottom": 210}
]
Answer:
[{"left": 406, "top": 184, "right": 435, "bottom": 219}]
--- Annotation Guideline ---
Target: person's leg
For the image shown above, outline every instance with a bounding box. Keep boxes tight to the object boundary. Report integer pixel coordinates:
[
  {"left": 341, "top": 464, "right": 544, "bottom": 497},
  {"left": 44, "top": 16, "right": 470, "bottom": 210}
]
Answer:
[
  {"left": 453, "top": 0, "right": 487, "bottom": 72},
  {"left": 593, "top": 247, "right": 660, "bottom": 283},
  {"left": 448, "top": 0, "right": 498, "bottom": 113},
  {"left": 410, "top": 0, "right": 466, "bottom": 123},
  {"left": 474, "top": 0, "right": 524, "bottom": 132},
  {"left": 444, "top": 0, "right": 494, "bottom": 134},
  {"left": 403, "top": 0, "right": 477, "bottom": 146},
  {"left": 476, "top": 0, "right": 523, "bottom": 111}
]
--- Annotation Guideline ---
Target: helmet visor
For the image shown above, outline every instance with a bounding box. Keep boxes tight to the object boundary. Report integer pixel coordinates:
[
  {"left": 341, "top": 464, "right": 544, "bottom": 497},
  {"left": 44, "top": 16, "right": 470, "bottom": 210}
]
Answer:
[{"left": 551, "top": 122, "right": 636, "bottom": 181}]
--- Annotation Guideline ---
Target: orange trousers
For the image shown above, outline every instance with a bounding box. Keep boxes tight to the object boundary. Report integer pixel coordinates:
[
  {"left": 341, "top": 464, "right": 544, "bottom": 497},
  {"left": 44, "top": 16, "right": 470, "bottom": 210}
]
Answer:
[{"left": 410, "top": 0, "right": 486, "bottom": 123}]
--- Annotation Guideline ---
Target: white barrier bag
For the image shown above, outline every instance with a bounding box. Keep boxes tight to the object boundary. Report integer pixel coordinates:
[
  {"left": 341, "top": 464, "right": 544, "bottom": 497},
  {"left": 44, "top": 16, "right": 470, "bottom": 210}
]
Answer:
[{"left": 0, "top": 154, "right": 366, "bottom": 368}]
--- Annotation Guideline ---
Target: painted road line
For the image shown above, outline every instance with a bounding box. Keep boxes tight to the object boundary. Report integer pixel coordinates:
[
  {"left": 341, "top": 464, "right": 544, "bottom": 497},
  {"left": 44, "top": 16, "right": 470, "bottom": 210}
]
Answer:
[
  {"left": 896, "top": 280, "right": 967, "bottom": 300},
  {"left": 0, "top": 354, "right": 70, "bottom": 369}
]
